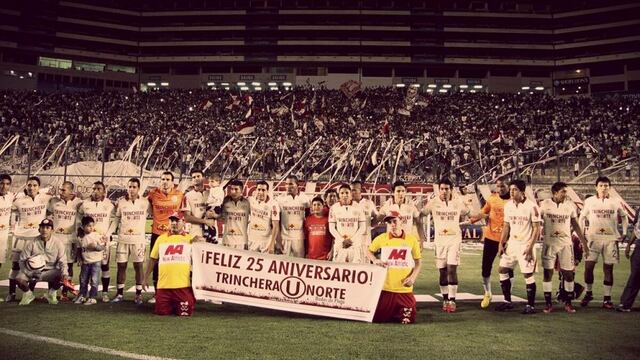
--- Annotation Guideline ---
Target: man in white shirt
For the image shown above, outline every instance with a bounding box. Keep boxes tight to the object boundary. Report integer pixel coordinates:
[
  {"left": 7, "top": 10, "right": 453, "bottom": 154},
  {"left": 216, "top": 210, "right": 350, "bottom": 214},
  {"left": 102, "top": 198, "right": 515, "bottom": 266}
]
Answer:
[
  {"left": 77, "top": 181, "right": 115, "bottom": 302},
  {"left": 539, "top": 181, "right": 588, "bottom": 313},
  {"left": 351, "top": 180, "right": 378, "bottom": 261},
  {"left": 248, "top": 180, "right": 280, "bottom": 253},
  {"left": 183, "top": 169, "right": 217, "bottom": 238},
  {"left": 579, "top": 176, "right": 628, "bottom": 309},
  {"left": 278, "top": 175, "right": 310, "bottom": 257},
  {"left": 7, "top": 176, "right": 51, "bottom": 302},
  {"left": 217, "top": 179, "right": 250, "bottom": 249},
  {"left": 329, "top": 184, "right": 365, "bottom": 263},
  {"left": 496, "top": 179, "right": 542, "bottom": 314},
  {"left": 48, "top": 181, "right": 83, "bottom": 301},
  {"left": 421, "top": 178, "right": 470, "bottom": 313},
  {"left": 378, "top": 180, "right": 426, "bottom": 248},
  {"left": 111, "top": 178, "right": 148, "bottom": 305},
  {"left": 0, "top": 174, "right": 14, "bottom": 279}
]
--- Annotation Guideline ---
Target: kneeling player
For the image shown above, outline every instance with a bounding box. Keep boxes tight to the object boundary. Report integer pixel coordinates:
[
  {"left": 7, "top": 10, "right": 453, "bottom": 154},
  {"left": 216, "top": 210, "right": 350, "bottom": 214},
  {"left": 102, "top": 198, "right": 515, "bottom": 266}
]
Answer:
[
  {"left": 142, "top": 212, "right": 203, "bottom": 316},
  {"left": 368, "top": 211, "right": 422, "bottom": 324},
  {"left": 496, "top": 180, "right": 541, "bottom": 314},
  {"left": 540, "top": 182, "right": 588, "bottom": 313}
]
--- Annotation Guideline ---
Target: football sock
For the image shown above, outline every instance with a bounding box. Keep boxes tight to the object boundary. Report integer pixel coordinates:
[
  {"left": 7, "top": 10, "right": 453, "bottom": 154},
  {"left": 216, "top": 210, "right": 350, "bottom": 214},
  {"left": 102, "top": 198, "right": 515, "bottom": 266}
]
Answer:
[
  {"left": 448, "top": 284, "right": 458, "bottom": 302},
  {"left": 117, "top": 284, "right": 124, "bottom": 296},
  {"left": 440, "top": 285, "right": 449, "bottom": 301},
  {"left": 135, "top": 285, "right": 142, "bottom": 296},
  {"left": 543, "top": 281, "right": 552, "bottom": 305},
  {"left": 525, "top": 279, "right": 536, "bottom": 307},
  {"left": 564, "top": 281, "right": 574, "bottom": 302},
  {"left": 499, "top": 273, "right": 511, "bottom": 303},
  {"left": 482, "top": 277, "right": 491, "bottom": 294}
]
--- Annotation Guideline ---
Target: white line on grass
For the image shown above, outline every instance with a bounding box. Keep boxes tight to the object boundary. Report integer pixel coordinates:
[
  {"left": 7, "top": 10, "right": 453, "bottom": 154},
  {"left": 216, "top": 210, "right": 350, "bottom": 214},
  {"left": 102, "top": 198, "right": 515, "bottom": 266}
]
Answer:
[{"left": 0, "top": 328, "right": 180, "bottom": 360}]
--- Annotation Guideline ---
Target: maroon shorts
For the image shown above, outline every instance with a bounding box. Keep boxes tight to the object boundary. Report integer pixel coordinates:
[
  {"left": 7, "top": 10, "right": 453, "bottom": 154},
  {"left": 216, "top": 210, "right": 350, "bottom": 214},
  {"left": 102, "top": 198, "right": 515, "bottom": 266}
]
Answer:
[
  {"left": 154, "top": 288, "right": 196, "bottom": 317},
  {"left": 373, "top": 291, "right": 417, "bottom": 324}
]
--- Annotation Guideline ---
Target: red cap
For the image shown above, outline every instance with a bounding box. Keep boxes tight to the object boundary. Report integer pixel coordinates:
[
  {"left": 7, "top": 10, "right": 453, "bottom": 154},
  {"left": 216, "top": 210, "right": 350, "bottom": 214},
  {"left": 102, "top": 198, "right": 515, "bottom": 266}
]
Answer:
[{"left": 383, "top": 210, "right": 401, "bottom": 223}]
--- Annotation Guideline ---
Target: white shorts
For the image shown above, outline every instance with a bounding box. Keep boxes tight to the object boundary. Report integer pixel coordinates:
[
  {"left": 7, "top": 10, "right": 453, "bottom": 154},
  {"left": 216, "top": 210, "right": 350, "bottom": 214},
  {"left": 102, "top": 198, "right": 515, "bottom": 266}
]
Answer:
[
  {"left": 542, "top": 243, "right": 574, "bottom": 271},
  {"left": 333, "top": 245, "right": 363, "bottom": 264},
  {"left": 282, "top": 237, "right": 305, "bottom": 258},
  {"left": 116, "top": 242, "right": 145, "bottom": 263},
  {"left": 0, "top": 230, "right": 8, "bottom": 264},
  {"left": 434, "top": 242, "right": 461, "bottom": 268},
  {"left": 499, "top": 241, "right": 537, "bottom": 274},
  {"left": 586, "top": 239, "right": 619, "bottom": 265},
  {"left": 248, "top": 236, "right": 271, "bottom": 253},
  {"left": 11, "top": 236, "right": 37, "bottom": 262}
]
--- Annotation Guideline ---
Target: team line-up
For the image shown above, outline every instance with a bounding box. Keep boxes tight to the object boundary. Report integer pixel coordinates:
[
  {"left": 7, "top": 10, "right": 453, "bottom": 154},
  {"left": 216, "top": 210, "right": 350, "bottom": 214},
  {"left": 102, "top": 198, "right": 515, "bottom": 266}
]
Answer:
[{"left": 0, "top": 171, "right": 638, "bottom": 323}]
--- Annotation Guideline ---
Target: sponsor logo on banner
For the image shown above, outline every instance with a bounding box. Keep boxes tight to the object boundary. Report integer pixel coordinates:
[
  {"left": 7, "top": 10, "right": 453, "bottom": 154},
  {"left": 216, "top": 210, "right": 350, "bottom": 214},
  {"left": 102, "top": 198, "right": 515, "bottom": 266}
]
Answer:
[{"left": 191, "top": 242, "right": 386, "bottom": 322}]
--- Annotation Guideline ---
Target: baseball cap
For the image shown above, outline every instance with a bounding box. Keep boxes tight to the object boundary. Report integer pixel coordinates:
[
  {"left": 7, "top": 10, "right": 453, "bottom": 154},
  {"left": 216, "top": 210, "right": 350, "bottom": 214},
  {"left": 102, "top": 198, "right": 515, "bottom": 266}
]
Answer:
[
  {"left": 383, "top": 211, "right": 401, "bottom": 223},
  {"left": 168, "top": 212, "right": 184, "bottom": 221},
  {"left": 39, "top": 218, "right": 54, "bottom": 227}
]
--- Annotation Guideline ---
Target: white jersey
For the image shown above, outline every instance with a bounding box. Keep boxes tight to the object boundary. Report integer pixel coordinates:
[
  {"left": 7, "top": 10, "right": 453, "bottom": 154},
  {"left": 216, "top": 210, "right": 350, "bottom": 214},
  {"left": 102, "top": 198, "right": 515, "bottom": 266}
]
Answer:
[
  {"left": 540, "top": 199, "right": 577, "bottom": 247},
  {"left": 207, "top": 186, "right": 225, "bottom": 208},
  {"left": 48, "top": 196, "right": 82, "bottom": 242},
  {"left": 115, "top": 197, "right": 148, "bottom": 244},
  {"left": 78, "top": 198, "right": 115, "bottom": 236},
  {"left": 328, "top": 202, "right": 366, "bottom": 245},
  {"left": 278, "top": 193, "right": 310, "bottom": 240},
  {"left": 504, "top": 198, "right": 542, "bottom": 244},
  {"left": 579, "top": 196, "right": 626, "bottom": 242},
  {"left": 13, "top": 193, "right": 52, "bottom": 238},
  {"left": 379, "top": 198, "right": 420, "bottom": 235},
  {"left": 0, "top": 192, "right": 15, "bottom": 233},
  {"left": 248, "top": 197, "right": 280, "bottom": 241},
  {"left": 182, "top": 188, "right": 208, "bottom": 236},
  {"left": 222, "top": 197, "right": 250, "bottom": 244},
  {"left": 422, "top": 195, "right": 469, "bottom": 243},
  {"left": 354, "top": 197, "right": 377, "bottom": 243}
]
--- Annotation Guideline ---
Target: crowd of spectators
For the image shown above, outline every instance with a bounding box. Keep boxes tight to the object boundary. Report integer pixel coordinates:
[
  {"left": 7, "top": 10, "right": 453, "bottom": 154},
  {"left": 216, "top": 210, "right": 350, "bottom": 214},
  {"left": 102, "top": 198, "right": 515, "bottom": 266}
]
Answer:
[{"left": 0, "top": 87, "right": 638, "bottom": 184}]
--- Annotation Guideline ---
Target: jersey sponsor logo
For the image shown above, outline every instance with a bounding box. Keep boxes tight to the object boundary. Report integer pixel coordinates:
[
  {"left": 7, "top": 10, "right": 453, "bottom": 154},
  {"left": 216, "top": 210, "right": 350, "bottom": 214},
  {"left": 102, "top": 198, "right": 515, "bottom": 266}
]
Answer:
[
  {"left": 165, "top": 244, "right": 184, "bottom": 255},
  {"left": 388, "top": 249, "right": 407, "bottom": 260}
]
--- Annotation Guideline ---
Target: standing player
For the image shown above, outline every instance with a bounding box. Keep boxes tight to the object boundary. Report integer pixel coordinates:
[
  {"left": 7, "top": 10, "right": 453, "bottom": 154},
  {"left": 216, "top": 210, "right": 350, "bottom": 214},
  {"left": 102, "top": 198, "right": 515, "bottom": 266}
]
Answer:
[
  {"left": 0, "top": 175, "right": 14, "bottom": 288},
  {"left": 329, "top": 184, "right": 366, "bottom": 263},
  {"left": 469, "top": 178, "right": 512, "bottom": 308},
  {"left": 217, "top": 179, "right": 250, "bottom": 249},
  {"left": 48, "top": 181, "right": 83, "bottom": 301},
  {"left": 539, "top": 182, "right": 588, "bottom": 313},
  {"left": 78, "top": 181, "right": 115, "bottom": 302},
  {"left": 7, "top": 176, "right": 51, "bottom": 302},
  {"left": 368, "top": 211, "right": 422, "bottom": 324},
  {"left": 247, "top": 181, "right": 280, "bottom": 253},
  {"left": 148, "top": 171, "right": 184, "bottom": 304},
  {"left": 421, "top": 178, "right": 470, "bottom": 313},
  {"left": 496, "top": 179, "right": 542, "bottom": 314},
  {"left": 378, "top": 180, "right": 426, "bottom": 248},
  {"left": 579, "top": 176, "right": 628, "bottom": 309},
  {"left": 351, "top": 180, "right": 378, "bottom": 262},
  {"left": 111, "top": 178, "right": 148, "bottom": 305},
  {"left": 304, "top": 197, "right": 332, "bottom": 260},
  {"left": 278, "top": 175, "right": 310, "bottom": 257},
  {"left": 182, "top": 169, "right": 217, "bottom": 238}
]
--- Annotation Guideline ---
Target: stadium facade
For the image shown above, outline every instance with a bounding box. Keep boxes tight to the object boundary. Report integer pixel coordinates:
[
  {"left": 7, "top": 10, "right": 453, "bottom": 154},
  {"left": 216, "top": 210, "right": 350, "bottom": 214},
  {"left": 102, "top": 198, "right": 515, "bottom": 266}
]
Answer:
[{"left": 1, "top": 0, "right": 639, "bottom": 95}]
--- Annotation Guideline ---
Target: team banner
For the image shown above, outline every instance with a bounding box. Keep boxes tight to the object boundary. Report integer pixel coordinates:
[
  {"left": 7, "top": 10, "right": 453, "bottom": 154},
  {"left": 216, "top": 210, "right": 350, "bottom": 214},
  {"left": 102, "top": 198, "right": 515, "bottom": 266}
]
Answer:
[{"left": 191, "top": 242, "right": 386, "bottom": 322}]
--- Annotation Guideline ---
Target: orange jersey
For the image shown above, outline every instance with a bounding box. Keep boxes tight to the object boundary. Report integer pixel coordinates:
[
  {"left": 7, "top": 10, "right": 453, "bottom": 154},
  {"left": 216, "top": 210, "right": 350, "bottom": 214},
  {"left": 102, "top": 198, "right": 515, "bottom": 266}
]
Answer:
[
  {"left": 481, "top": 194, "right": 509, "bottom": 242},
  {"left": 148, "top": 187, "right": 185, "bottom": 235}
]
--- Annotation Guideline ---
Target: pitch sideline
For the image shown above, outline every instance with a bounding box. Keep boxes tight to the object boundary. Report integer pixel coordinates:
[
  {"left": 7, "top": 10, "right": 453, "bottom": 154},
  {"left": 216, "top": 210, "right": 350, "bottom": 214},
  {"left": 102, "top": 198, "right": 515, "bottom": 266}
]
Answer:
[{"left": 0, "top": 328, "right": 180, "bottom": 360}]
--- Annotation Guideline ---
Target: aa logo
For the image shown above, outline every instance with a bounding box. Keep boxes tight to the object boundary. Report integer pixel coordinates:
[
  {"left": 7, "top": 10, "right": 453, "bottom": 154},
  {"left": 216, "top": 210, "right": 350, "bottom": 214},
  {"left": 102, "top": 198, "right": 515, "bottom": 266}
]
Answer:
[
  {"left": 165, "top": 244, "right": 184, "bottom": 255},
  {"left": 388, "top": 249, "right": 407, "bottom": 260}
]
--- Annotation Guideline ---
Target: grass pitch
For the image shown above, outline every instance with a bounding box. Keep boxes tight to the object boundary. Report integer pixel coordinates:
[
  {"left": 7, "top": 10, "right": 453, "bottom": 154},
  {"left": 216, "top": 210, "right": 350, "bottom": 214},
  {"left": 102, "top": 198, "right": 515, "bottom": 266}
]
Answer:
[{"left": 1, "top": 244, "right": 639, "bottom": 360}]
